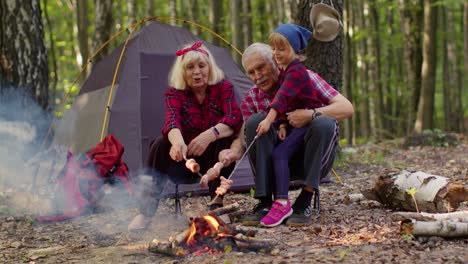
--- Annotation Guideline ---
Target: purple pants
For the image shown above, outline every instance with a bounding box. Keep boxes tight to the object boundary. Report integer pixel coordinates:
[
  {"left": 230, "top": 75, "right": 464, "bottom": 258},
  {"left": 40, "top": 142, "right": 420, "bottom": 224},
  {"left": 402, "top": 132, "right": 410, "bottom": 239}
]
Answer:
[{"left": 272, "top": 127, "right": 308, "bottom": 199}]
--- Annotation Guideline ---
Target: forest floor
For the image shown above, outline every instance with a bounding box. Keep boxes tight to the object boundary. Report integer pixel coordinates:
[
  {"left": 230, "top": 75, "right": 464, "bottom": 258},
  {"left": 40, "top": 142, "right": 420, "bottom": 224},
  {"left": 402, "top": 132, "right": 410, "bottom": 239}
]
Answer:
[{"left": 0, "top": 138, "right": 467, "bottom": 264}]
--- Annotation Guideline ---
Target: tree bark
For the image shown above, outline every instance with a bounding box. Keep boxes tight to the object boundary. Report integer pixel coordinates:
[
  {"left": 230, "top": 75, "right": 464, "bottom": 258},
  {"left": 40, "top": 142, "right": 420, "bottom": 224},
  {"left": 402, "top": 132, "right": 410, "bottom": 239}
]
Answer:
[
  {"left": 361, "top": 168, "right": 468, "bottom": 213},
  {"left": 145, "top": 0, "right": 155, "bottom": 18},
  {"left": 415, "top": 0, "right": 438, "bottom": 133},
  {"left": 92, "top": 0, "right": 113, "bottom": 65},
  {"left": 0, "top": 0, "right": 49, "bottom": 110},
  {"left": 169, "top": 0, "right": 177, "bottom": 25},
  {"left": 284, "top": 0, "right": 298, "bottom": 24},
  {"left": 187, "top": 0, "right": 200, "bottom": 35}
]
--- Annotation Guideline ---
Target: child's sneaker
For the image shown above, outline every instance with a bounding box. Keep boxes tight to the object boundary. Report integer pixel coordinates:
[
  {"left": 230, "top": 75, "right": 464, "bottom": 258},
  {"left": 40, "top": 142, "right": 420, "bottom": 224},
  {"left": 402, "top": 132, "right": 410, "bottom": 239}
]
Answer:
[{"left": 260, "top": 200, "right": 293, "bottom": 227}]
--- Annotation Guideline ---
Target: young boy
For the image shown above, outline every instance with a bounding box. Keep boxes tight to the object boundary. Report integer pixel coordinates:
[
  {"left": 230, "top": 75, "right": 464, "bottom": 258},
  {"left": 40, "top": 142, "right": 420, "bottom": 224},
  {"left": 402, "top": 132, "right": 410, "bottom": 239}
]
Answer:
[{"left": 257, "top": 23, "right": 324, "bottom": 227}]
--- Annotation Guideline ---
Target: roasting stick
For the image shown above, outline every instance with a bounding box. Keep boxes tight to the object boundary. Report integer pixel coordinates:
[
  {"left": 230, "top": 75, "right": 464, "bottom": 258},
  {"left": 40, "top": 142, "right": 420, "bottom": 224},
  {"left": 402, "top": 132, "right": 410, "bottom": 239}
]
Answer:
[{"left": 208, "top": 135, "right": 259, "bottom": 205}]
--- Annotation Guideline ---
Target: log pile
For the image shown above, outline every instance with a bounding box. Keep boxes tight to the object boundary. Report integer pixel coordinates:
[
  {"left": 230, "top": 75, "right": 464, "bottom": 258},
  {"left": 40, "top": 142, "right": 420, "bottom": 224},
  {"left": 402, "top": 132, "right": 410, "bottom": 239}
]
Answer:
[
  {"left": 148, "top": 203, "right": 278, "bottom": 256},
  {"left": 361, "top": 168, "right": 467, "bottom": 213}
]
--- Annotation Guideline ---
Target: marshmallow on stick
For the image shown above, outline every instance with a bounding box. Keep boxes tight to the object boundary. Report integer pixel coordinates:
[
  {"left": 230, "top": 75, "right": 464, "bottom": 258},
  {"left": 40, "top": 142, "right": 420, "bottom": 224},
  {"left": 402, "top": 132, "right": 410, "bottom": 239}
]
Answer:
[{"left": 185, "top": 158, "right": 200, "bottom": 173}]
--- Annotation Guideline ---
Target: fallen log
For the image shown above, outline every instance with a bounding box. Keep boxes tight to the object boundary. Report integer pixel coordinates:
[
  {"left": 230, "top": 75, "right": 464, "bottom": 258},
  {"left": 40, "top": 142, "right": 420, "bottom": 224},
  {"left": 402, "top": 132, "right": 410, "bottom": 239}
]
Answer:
[
  {"left": 392, "top": 211, "right": 468, "bottom": 222},
  {"left": 361, "top": 168, "right": 467, "bottom": 213},
  {"left": 234, "top": 234, "right": 277, "bottom": 254},
  {"left": 400, "top": 219, "right": 468, "bottom": 238}
]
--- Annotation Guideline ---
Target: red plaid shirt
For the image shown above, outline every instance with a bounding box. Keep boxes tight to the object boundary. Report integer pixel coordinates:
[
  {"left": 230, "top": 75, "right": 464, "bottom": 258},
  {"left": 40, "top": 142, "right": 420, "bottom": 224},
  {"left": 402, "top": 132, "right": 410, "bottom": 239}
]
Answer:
[
  {"left": 241, "top": 68, "right": 338, "bottom": 122},
  {"left": 270, "top": 59, "right": 323, "bottom": 122},
  {"left": 162, "top": 79, "right": 242, "bottom": 143}
]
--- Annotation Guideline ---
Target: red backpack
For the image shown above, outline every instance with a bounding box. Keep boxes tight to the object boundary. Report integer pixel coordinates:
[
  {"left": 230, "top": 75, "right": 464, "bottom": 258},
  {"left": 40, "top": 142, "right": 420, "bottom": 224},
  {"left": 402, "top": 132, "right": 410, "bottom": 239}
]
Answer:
[{"left": 37, "top": 134, "right": 132, "bottom": 222}]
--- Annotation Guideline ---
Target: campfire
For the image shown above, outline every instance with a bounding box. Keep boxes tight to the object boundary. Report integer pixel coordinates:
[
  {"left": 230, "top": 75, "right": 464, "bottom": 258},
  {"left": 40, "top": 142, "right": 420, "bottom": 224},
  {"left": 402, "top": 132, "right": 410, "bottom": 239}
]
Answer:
[{"left": 148, "top": 203, "right": 277, "bottom": 256}]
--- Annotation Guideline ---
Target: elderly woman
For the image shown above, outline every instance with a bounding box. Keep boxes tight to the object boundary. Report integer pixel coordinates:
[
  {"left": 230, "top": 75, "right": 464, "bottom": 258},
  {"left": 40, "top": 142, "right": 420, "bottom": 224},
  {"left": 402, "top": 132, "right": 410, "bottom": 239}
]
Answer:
[{"left": 128, "top": 41, "right": 242, "bottom": 230}]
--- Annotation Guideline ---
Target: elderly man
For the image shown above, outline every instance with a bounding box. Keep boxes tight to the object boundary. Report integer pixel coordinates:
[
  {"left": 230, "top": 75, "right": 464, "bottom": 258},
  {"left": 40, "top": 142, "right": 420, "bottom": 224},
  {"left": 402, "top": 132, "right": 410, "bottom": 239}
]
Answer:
[{"left": 218, "top": 43, "right": 354, "bottom": 226}]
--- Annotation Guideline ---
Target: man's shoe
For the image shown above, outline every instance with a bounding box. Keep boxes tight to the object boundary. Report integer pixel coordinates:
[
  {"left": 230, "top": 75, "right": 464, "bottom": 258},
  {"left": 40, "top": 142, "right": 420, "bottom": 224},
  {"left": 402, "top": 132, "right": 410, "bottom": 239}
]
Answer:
[
  {"left": 285, "top": 205, "right": 313, "bottom": 227},
  {"left": 239, "top": 202, "right": 271, "bottom": 226},
  {"left": 260, "top": 200, "right": 293, "bottom": 227}
]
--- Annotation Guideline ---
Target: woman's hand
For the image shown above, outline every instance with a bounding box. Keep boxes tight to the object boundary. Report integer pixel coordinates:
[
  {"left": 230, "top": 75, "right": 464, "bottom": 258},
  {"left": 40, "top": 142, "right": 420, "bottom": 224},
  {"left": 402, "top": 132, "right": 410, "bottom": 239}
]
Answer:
[
  {"left": 188, "top": 130, "right": 214, "bottom": 156},
  {"left": 278, "top": 126, "right": 287, "bottom": 140},
  {"left": 256, "top": 119, "right": 272, "bottom": 136},
  {"left": 169, "top": 143, "right": 187, "bottom": 162}
]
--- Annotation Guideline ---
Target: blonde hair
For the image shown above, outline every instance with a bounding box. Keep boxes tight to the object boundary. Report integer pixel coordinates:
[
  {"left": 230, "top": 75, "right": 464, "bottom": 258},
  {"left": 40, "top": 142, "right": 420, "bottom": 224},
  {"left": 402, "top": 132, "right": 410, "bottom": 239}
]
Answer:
[
  {"left": 268, "top": 32, "right": 298, "bottom": 60},
  {"left": 168, "top": 43, "right": 225, "bottom": 90}
]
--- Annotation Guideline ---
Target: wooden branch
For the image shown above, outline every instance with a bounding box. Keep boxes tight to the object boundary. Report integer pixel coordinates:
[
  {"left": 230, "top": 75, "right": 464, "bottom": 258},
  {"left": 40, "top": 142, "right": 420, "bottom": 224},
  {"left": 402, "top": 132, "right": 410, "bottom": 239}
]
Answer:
[
  {"left": 148, "top": 240, "right": 187, "bottom": 256},
  {"left": 401, "top": 219, "right": 468, "bottom": 238},
  {"left": 168, "top": 227, "right": 191, "bottom": 245},
  {"left": 208, "top": 202, "right": 240, "bottom": 216},
  {"left": 361, "top": 168, "right": 468, "bottom": 213},
  {"left": 234, "top": 234, "right": 277, "bottom": 254},
  {"left": 392, "top": 211, "right": 468, "bottom": 222}
]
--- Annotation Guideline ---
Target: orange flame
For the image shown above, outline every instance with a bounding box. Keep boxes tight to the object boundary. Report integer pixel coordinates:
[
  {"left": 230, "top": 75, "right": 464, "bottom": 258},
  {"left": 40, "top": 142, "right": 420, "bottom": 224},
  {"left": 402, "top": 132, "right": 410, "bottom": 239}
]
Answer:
[
  {"left": 203, "top": 215, "right": 219, "bottom": 231},
  {"left": 186, "top": 222, "right": 197, "bottom": 246}
]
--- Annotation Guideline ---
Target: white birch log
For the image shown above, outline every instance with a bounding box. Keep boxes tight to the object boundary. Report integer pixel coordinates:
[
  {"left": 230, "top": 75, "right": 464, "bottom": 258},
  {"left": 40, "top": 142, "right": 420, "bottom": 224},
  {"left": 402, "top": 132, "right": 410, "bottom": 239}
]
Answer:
[
  {"left": 392, "top": 211, "right": 468, "bottom": 222},
  {"left": 401, "top": 219, "right": 468, "bottom": 238},
  {"left": 361, "top": 168, "right": 467, "bottom": 213}
]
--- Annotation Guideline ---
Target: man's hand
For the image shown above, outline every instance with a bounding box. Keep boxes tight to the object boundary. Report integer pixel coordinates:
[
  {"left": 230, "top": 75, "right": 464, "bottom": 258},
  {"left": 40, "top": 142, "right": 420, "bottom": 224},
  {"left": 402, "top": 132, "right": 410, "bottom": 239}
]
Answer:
[
  {"left": 169, "top": 143, "right": 187, "bottom": 162},
  {"left": 218, "top": 149, "right": 241, "bottom": 167},
  {"left": 256, "top": 119, "right": 272, "bottom": 136},
  {"left": 286, "top": 109, "right": 313, "bottom": 128},
  {"left": 188, "top": 130, "right": 213, "bottom": 156}
]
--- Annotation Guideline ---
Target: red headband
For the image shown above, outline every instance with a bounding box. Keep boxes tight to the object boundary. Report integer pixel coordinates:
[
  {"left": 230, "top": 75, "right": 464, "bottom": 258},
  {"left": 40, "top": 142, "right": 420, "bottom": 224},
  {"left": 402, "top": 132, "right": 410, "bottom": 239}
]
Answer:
[{"left": 175, "top": 41, "right": 209, "bottom": 57}]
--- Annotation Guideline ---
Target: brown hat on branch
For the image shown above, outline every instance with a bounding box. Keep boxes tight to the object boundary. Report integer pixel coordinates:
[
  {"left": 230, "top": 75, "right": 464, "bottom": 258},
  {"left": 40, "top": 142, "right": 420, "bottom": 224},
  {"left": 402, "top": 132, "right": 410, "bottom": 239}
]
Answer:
[{"left": 309, "top": 1, "right": 343, "bottom": 42}]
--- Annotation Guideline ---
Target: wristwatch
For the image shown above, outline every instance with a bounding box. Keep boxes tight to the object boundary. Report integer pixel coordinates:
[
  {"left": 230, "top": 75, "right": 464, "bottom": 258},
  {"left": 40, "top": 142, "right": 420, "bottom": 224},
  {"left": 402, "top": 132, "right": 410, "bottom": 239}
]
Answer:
[{"left": 312, "top": 109, "right": 322, "bottom": 120}]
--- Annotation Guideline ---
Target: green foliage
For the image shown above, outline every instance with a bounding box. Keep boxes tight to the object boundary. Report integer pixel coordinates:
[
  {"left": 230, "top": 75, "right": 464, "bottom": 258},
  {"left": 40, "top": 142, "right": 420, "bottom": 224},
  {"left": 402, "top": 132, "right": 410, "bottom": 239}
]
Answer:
[{"left": 249, "top": 188, "right": 255, "bottom": 198}]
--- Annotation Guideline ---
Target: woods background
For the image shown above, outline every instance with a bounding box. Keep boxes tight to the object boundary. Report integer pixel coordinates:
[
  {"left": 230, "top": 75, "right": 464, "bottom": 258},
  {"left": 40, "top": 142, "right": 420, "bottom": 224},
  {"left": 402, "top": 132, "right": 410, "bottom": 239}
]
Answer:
[{"left": 0, "top": 0, "right": 466, "bottom": 145}]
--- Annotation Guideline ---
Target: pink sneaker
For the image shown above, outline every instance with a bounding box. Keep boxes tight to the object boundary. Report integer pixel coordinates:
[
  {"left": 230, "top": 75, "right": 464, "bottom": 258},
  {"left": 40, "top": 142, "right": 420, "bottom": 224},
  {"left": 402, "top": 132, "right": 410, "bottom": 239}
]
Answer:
[{"left": 260, "top": 200, "right": 293, "bottom": 227}]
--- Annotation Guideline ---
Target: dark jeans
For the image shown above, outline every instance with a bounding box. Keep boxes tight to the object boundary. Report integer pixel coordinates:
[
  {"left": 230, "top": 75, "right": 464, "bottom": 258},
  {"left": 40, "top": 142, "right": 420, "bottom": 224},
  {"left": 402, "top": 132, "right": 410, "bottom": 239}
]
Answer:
[
  {"left": 245, "top": 113, "right": 338, "bottom": 201},
  {"left": 138, "top": 136, "right": 234, "bottom": 217}
]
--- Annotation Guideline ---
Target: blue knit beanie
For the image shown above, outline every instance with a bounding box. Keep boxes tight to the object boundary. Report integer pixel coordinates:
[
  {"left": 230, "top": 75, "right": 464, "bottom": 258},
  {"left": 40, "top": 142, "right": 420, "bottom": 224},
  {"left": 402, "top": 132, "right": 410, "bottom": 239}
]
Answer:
[{"left": 274, "top": 23, "right": 312, "bottom": 53}]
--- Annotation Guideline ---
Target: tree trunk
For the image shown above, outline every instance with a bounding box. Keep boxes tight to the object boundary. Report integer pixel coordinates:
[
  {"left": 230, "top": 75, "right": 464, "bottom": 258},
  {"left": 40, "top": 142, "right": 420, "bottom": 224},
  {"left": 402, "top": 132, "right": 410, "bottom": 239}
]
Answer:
[
  {"left": 128, "top": 0, "right": 137, "bottom": 29},
  {"left": 343, "top": 0, "right": 353, "bottom": 145},
  {"left": 76, "top": 0, "right": 89, "bottom": 78},
  {"left": 230, "top": 0, "right": 242, "bottom": 64},
  {"left": 465, "top": 2, "right": 468, "bottom": 78},
  {"left": 169, "top": 0, "right": 177, "bottom": 25},
  {"left": 242, "top": 0, "right": 252, "bottom": 50},
  {"left": 284, "top": 0, "right": 298, "bottom": 23},
  {"left": 361, "top": 168, "right": 468, "bottom": 213},
  {"left": 187, "top": 0, "right": 200, "bottom": 35},
  {"left": 399, "top": 0, "right": 424, "bottom": 135},
  {"left": 42, "top": 0, "right": 58, "bottom": 110},
  {"left": 92, "top": 0, "right": 113, "bottom": 65},
  {"left": 0, "top": 0, "right": 49, "bottom": 110},
  {"left": 145, "top": 0, "right": 155, "bottom": 17},
  {"left": 442, "top": 6, "right": 458, "bottom": 132},
  {"left": 209, "top": 0, "right": 223, "bottom": 46},
  {"left": 415, "top": 0, "right": 438, "bottom": 133}
]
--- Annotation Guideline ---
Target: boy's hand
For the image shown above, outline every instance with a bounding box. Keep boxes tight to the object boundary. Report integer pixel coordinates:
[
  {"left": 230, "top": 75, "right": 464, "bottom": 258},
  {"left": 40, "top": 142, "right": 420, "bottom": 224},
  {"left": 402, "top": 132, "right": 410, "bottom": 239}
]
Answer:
[
  {"left": 256, "top": 119, "right": 272, "bottom": 136},
  {"left": 278, "top": 126, "right": 287, "bottom": 140}
]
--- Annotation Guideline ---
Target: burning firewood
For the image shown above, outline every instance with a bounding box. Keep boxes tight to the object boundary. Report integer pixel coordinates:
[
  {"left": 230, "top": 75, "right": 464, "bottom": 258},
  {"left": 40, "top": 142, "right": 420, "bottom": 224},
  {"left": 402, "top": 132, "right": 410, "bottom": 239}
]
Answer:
[
  {"left": 361, "top": 168, "right": 467, "bottom": 213},
  {"left": 148, "top": 240, "right": 187, "bottom": 256},
  {"left": 149, "top": 203, "right": 278, "bottom": 256}
]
